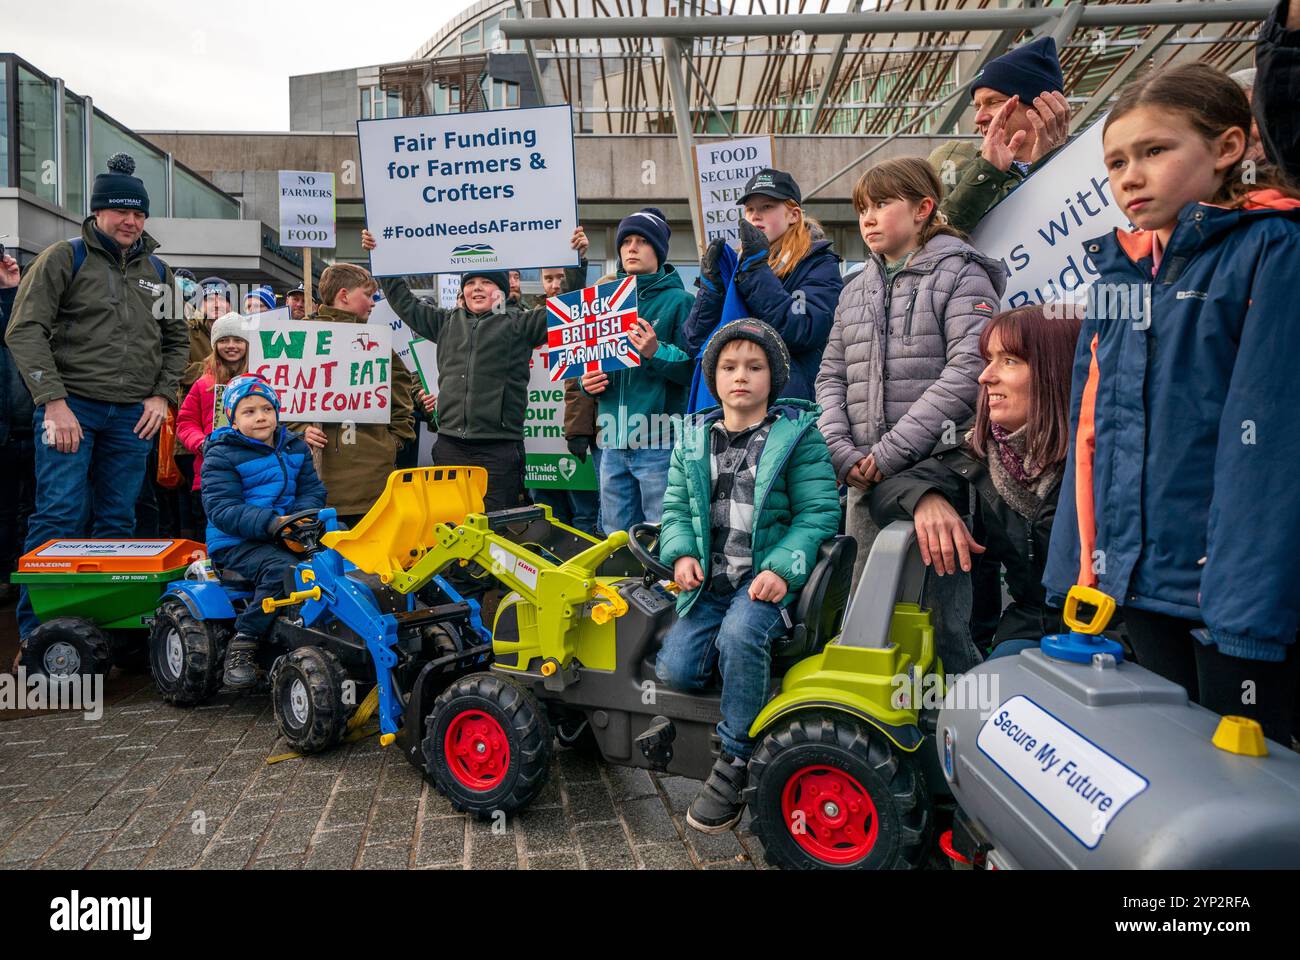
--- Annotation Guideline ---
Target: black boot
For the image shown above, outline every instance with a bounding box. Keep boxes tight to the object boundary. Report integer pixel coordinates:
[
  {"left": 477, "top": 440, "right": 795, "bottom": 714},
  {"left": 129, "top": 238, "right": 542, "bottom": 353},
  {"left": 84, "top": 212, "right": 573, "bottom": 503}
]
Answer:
[
  {"left": 223, "top": 634, "right": 259, "bottom": 690},
  {"left": 686, "top": 753, "right": 748, "bottom": 833}
]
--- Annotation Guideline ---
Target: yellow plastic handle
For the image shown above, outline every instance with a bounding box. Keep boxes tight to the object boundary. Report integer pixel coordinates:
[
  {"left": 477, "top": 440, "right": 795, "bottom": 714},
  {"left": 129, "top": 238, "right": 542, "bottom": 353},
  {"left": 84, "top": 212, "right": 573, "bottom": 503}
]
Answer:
[
  {"left": 589, "top": 583, "right": 629, "bottom": 625},
  {"left": 1063, "top": 585, "right": 1116, "bottom": 635},
  {"left": 261, "top": 585, "right": 322, "bottom": 614}
]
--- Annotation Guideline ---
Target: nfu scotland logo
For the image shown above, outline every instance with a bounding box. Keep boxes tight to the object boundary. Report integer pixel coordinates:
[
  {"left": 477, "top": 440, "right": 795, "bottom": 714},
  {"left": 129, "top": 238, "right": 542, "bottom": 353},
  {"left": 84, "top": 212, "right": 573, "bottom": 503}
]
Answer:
[{"left": 449, "top": 242, "right": 498, "bottom": 264}]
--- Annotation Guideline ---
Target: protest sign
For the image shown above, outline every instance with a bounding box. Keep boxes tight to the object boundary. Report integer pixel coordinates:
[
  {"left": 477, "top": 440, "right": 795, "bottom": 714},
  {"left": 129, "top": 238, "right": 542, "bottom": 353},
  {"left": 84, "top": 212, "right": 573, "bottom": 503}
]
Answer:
[
  {"left": 245, "top": 317, "right": 394, "bottom": 424},
  {"left": 524, "top": 347, "right": 596, "bottom": 492},
  {"left": 278, "top": 171, "right": 336, "bottom": 248},
  {"left": 438, "top": 275, "right": 460, "bottom": 309},
  {"left": 545, "top": 277, "right": 640, "bottom": 382},
  {"left": 694, "top": 136, "right": 776, "bottom": 246},
  {"left": 358, "top": 104, "right": 579, "bottom": 277},
  {"left": 970, "top": 119, "right": 1130, "bottom": 310}
]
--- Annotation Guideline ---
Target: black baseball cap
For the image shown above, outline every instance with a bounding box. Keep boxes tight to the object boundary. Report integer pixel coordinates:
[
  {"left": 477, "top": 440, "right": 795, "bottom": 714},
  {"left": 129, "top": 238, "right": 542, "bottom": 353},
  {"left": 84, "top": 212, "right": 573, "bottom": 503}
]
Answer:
[{"left": 737, "top": 168, "right": 801, "bottom": 206}]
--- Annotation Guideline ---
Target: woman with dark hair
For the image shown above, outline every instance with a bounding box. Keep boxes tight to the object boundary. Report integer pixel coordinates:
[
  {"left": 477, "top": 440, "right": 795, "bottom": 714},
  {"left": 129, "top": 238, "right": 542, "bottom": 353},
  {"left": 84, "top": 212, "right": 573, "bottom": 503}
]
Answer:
[{"left": 868, "top": 305, "right": 1082, "bottom": 653}]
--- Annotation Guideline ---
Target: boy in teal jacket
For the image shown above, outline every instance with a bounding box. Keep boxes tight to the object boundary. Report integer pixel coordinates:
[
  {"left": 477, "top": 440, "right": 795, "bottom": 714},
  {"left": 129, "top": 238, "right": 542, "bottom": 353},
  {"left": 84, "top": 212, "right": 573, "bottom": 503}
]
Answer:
[
  {"left": 656, "top": 319, "right": 840, "bottom": 832},
  {"left": 579, "top": 208, "right": 694, "bottom": 534}
]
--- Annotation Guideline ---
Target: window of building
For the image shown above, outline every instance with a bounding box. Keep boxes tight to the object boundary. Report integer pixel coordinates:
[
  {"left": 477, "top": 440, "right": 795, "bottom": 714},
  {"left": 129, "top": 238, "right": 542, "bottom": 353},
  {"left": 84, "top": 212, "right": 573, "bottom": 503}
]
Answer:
[
  {"left": 63, "top": 94, "right": 86, "bottom": 215},
  {"left": 461, "top": 23, "right": 482, "bottom": 53},
  {"left": 0, "top": 69, "right": 8, "bottom": 188},
  {"left": 17, "top": 66, "right": 57, "bottom": 204},
  {"left": 173, "top": 166, "right": 239, "bottom": 220},
  {"left": 486, "top": 79, "right": 519, "bottom": 110},
  {"left": 92, "top": 111, "right": 168, "bottom": 215},
  {"left": 360, "top": 85, "right": 402, "bottom": 120}
]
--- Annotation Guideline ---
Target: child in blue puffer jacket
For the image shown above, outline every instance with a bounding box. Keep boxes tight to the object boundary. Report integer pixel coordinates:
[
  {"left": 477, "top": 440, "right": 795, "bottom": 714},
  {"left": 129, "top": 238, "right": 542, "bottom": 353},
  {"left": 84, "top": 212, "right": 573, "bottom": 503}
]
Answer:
[{"left": 202, "top": 374, "right": 326, "bottom": 689}]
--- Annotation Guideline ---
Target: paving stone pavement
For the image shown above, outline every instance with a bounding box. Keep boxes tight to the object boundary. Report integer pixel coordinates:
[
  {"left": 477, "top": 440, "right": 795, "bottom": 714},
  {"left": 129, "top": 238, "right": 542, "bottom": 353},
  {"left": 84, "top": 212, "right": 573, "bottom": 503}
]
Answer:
[{"left": 0, "top": 686, "right": 769, "bottom": 870}]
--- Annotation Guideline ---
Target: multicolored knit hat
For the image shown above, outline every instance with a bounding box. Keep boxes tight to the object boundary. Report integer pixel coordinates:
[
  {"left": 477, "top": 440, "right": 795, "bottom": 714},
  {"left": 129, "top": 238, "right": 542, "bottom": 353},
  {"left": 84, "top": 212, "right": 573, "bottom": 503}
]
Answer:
[{"left": 222, "top": 373, "right": 280, "bottom": 424}]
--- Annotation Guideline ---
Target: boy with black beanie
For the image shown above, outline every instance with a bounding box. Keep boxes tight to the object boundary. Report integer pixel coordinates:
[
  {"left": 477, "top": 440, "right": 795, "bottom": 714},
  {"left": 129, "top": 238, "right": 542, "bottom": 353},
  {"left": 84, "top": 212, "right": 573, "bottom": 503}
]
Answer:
[
  {"left": 655, "top": 318, "right": 840, "bottom": 832},
  {"left": 361, "top": 227, "right": 588, "bottom": 513}
]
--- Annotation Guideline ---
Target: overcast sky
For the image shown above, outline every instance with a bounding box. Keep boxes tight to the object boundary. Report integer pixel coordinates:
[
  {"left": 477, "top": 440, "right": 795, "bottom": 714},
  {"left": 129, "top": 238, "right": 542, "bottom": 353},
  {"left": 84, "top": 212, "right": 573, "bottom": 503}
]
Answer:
[{"left": 6, "top": 0, "right": 464, "bottom": 131}]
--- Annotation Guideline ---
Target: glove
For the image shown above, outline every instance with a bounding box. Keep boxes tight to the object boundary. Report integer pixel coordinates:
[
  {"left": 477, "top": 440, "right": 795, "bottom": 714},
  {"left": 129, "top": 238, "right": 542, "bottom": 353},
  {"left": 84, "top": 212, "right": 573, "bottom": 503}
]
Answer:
[
  {"left": 699, "top": 238, "right": 726, "bottom": 294},
  {"left": 567, "top": 435, "right": 594, "bottom": 463},
  {"left": 738, "top": 219, "right": 770, "bottom": 271}
]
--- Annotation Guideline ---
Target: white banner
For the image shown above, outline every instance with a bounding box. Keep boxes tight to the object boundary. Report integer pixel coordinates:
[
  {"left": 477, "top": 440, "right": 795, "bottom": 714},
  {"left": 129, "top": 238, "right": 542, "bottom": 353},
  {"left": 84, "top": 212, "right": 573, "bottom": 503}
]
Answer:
[
  {"left": 358, "top": 105, "right": 579, "bottom": 277},
  {"left": 695, "top": 136, "right": 775, "bottom": 246},
  {"left": 246, "top": 317, "right": 394, "bottom": 424},
  {"left": 438, "top": 275, "right": 460, "bottom": 309},
  {"left": 278, "top": 170, "right": 336, "bottom": 249},
  {"left": 970, "top": 119, "right": 1130, "bottom": 311}
]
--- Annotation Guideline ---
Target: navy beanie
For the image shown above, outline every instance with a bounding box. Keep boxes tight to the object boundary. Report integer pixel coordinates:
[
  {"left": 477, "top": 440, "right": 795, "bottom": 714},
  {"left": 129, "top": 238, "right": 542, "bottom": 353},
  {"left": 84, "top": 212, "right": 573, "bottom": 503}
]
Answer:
[
  {"left": 615, "top": 207, "right": 671, "bottom": 270},
  {"left": 969, "top": 36, "right": 1064, "bottom": 105},
  {"left": 90, "top": 153, "right": 150, "bottom": 217},
  {"left": 461, "top": 270, "right": 509, "bottom": 297}
]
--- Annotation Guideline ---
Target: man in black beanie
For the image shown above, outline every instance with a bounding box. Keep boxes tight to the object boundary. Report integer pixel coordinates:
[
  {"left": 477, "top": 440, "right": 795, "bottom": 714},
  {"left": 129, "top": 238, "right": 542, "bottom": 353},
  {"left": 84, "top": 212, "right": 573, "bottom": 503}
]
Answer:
[
  {"left": 5, "top": 153, "right": 187, "bottom": 666},
  {"left": 928, "top": 36, "right": 1073, "bottom": 234}
]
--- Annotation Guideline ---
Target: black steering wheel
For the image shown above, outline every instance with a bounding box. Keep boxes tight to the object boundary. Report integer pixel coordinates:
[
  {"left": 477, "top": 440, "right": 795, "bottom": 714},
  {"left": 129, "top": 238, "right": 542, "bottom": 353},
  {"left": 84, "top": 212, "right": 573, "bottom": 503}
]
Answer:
[
  {"left": 627, "top": 522, "right": 675, "bottom": 584},
  {"left": 271, "top": 509, "right": 326, "bottom": 555}
]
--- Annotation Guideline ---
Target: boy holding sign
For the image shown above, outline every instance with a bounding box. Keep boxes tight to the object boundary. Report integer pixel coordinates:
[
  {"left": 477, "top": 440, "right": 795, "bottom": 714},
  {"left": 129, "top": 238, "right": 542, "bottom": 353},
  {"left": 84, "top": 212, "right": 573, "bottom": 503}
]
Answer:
[
  {"left": 361, "top": 227, "right": 588, "bottom": 513},
  {"left": 296, "top": 263, "right": 414, "bottom": 525},
  {"left": 579, "top": 208, "right": 695, "bottom": 536}
]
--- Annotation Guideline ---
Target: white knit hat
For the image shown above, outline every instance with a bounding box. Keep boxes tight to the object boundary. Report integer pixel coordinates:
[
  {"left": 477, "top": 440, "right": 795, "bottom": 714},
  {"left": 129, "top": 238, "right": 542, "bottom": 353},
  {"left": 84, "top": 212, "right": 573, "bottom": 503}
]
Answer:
[{"left": 209, "top": 311, "right": 255, "bottom": 345}]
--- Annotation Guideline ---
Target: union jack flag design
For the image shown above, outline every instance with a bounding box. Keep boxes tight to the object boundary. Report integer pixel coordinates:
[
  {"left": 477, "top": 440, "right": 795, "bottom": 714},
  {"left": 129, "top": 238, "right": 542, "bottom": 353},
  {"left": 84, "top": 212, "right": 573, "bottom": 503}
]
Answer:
[{"left": 545, "top": 276, "right": 641, "bottom": 381}]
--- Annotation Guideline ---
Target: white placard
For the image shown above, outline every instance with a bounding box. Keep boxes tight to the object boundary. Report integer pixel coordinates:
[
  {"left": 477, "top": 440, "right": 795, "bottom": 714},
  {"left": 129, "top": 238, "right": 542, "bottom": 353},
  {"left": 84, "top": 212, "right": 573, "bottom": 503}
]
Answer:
[
  {"left": 976, "top": 695, "right": 1148, "bottom": 849},
  {"left": 695, "top": 136, "right": 776, "bottom": 246},
  {"left": 358, "top": 105, "right": 579, "bottom": 277},
  {"left": 970, "top": 119, "right": 1131, "bottom": 311},
  {"left": 438, "top": 275, "right": 460, "bottom": 309},
  {"left": 278, "top": 170, "right": 336, "bottom": 249},
  {"left": 246, "top": 317, "right": 395, "bottom": 424}
]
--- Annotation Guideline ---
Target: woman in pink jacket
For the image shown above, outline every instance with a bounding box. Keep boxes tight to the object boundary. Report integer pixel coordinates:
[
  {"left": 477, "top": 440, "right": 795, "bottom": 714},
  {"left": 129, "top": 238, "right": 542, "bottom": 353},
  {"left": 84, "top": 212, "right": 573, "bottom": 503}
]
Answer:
[{"left": 177, "top": 312, "right": 249, "bottom": 502}]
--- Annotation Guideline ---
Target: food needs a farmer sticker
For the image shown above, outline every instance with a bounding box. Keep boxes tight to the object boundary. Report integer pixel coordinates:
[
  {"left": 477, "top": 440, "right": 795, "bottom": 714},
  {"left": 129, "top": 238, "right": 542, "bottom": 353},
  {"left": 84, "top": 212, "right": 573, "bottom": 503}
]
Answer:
[
  {"left": 246, "top": 317, "right": 395, "bottom": 424},
  {"left": 976, "top": 695, "right": 1148, "bottom": 849},
  {"left": 36, "top": 541, "right": 173, "bottom": 557}
]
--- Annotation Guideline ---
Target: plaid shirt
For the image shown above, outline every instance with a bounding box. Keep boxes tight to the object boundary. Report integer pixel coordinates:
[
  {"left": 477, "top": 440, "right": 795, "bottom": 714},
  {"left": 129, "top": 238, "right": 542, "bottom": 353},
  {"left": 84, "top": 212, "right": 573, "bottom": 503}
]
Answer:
[{"left": 707, "top": 414, "right": 776, "bottom": 591}]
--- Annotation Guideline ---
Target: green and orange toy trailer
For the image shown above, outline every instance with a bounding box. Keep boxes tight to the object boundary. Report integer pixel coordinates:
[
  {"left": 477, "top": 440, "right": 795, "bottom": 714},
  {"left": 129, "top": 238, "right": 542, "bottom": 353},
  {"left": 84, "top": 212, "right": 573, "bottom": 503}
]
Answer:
[{"left": 12, "top": 539, "right": 206, "bottom": 678}]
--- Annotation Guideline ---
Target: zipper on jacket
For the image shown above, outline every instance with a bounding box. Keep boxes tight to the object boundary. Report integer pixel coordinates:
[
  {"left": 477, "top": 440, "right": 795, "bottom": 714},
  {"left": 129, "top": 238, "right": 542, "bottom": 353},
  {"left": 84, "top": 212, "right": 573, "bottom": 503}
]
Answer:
[{"left": 901, "top": 287, "right": 920, "bottom": 341}]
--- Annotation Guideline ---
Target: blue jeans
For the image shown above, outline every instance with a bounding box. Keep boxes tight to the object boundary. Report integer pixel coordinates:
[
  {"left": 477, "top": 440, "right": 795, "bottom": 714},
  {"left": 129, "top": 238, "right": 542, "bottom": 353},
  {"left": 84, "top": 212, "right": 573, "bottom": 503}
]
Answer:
[
  {"left": 656, "top": 578, "right": 786, "bottom": 760},
  {"left": 17, "top": 396, "right": 151, "bottom": 636},
  {"left": 600, "top": 446, "right": 671, "bottom": 537}
]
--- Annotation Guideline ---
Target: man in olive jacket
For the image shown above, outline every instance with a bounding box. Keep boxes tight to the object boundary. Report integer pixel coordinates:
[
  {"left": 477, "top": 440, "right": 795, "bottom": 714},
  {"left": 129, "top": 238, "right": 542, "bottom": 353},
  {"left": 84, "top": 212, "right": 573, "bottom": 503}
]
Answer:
[
  {"left": 361, "top": 227, "right": 588, "bottom": 513},
  {"left": 928, "top": 36, "right": 1072, "bottom": 235},
  {"left": 5, "top": 153, "right": 187, "bottom": 638}
]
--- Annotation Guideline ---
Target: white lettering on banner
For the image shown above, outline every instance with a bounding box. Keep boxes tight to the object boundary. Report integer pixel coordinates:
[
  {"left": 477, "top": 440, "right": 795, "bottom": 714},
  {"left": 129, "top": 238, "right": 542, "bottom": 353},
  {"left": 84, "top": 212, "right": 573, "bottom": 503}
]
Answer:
[
  {"left": 695, "top": 136, "right": 775, "bottom": 247},
  {"left": 976, "top": 695, "right": 1148, "bottom": 849},
  {"left": 246, "top": 317, "right": 393, "bottom": 425},
  {"left": 970, "top": 119, "right": 1131, "bottom": 311},
  {"left": 358, "top": 105, "right": 579, "bottom": 277},
  {"left": 278, "top": 171, "right": 337, "bottom": 249}
]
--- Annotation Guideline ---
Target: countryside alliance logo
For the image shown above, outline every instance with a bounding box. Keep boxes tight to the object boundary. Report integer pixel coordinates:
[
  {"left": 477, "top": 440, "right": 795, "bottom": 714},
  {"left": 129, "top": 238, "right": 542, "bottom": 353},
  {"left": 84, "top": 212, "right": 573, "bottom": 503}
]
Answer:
[{"left": 449, "top": 242, "right": 498, "bottom": 265}]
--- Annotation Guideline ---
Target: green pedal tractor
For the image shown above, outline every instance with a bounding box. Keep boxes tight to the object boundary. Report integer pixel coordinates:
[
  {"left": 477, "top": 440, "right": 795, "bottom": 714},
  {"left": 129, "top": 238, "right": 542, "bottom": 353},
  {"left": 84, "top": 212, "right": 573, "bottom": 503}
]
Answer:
[{"left": 326, "top": 489, "right": 947, "bottom": 870}]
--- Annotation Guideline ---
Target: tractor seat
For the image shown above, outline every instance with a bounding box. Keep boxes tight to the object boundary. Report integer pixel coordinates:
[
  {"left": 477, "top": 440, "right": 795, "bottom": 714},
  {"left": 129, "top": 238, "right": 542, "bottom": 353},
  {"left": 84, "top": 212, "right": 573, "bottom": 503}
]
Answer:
[{"left": 771, "top": 535, "right": 857, "bottom": 668}]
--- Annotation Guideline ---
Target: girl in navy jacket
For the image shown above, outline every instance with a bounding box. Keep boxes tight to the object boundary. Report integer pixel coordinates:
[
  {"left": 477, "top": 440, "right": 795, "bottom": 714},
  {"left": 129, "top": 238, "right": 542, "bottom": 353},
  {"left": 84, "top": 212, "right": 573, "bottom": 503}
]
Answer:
[
  {"left": 201, "top": 374, "right": 326, "bottom": 689},
  {"left": 1043, "top": 63, "right": 1300, "bottom": 743}
]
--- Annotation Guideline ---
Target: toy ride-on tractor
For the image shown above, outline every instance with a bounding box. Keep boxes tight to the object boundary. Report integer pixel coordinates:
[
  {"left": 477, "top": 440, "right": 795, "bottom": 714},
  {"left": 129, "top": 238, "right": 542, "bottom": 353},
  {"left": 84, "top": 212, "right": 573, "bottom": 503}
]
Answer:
[
  {"left": 397, "top": 501, "right": 945, "bottom": 870},
  {"left": 13, "top": 538, "right": 207, "bottom": 679},
  {"left": 149, "top": 467, "right": 493, "bottom": 758}
]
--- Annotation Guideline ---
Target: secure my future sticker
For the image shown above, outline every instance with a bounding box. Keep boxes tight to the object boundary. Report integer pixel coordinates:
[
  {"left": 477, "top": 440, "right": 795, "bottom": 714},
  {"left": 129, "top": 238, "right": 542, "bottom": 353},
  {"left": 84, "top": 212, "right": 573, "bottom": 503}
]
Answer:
[{"left": 976, "top": 695, "right": 1149, "bottom": 849}]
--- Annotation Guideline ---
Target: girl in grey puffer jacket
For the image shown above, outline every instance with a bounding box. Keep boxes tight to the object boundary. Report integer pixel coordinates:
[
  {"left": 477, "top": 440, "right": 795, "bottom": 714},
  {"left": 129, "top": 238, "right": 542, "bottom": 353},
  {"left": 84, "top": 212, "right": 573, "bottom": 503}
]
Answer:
[{"left": 817, "top": 158, "right": 1005, "bottom": 670}]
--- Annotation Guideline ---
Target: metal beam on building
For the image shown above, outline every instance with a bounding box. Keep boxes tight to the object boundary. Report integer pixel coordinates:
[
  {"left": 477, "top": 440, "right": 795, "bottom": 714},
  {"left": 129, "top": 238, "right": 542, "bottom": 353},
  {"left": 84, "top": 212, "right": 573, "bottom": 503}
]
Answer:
[
  {"left": 501, "top": 2, "right": 1273, "bottom": 41},
  {"left": 807, "top": 0, "right": 864, "bottom": 135},
  {"left": 662, "top": 37, "right": 706, "bottom": 255},
  {"left": 513, "top": 0, "right": 549, "bottom": 108},
  {"left": 1070, "top": 23, "right": 1182, "bottom": 132}
]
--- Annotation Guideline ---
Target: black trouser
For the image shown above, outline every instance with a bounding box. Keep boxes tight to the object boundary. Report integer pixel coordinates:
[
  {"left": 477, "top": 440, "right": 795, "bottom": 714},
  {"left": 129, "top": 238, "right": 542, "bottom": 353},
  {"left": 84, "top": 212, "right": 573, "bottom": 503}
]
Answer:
[
  {"left": 1123, "top": 607, "right": 1299, "bottom": 745},
  {"left": 0, "top": 435, "right": 36, "bottom": 581},
  {"left": 432, "top": 436, "right": 528, "bottom": 514}
]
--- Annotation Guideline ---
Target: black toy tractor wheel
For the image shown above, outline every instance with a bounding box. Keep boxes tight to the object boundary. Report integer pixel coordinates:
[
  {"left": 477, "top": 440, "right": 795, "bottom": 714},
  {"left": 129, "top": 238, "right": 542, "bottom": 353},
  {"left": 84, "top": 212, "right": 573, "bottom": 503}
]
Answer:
[
  {"left": 425, "top": 672, "right": 552, "bottom": 818},
  {"left": 21, "top": 617, "right": 112, "bottom": 680},
  {"left": 270, "top": 646, "right": 352, "bottom": 754},
  {"left": 149, "top": 600, "right": 224, "bottom": 705},
  {"left": 745, "top": 712, "right": 931, "bottom": 870}
]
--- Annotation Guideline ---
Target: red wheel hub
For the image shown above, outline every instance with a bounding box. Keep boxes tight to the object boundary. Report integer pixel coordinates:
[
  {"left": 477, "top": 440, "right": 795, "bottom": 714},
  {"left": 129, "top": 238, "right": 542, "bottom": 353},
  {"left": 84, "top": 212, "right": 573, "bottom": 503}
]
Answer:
[
  {"left": 780, "top": 765, "right": 878, "bottom": 865},
  {"left": 444, "top": 709, "right": 511, "bottom": 790}
]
